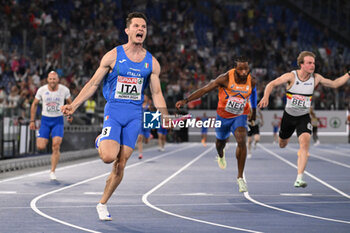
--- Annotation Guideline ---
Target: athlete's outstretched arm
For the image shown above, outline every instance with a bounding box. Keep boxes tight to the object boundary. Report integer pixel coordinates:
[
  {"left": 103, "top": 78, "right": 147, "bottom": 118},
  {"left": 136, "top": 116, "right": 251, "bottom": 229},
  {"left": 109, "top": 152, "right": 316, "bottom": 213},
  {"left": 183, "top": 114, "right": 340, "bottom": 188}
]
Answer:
[
  {"left": 61, "top": 49, "right": 115, "bottom": 116},
  {"left": 315, "top": 72, "right": 350, "bottom": 88},
  {"left": 175, "top": 72, "right": 228, "bottom": 109},
  {"left": 149, "top": 57, "right": 169, "bottom": 117},
  {"left": 258, "top": 72, "right": 293, "bottom": 108}
]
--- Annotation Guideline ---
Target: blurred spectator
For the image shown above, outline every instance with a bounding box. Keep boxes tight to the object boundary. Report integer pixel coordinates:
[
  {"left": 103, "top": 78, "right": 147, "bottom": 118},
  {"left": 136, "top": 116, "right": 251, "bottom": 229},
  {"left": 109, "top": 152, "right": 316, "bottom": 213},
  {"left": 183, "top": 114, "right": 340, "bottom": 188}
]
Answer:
[
  {"left": 0, "top": 0, "right": 349, "bottom": 114},
  {"left": 18, "top": 89, "right": 31, "bottom": 119},
  {"left": 0, "top": 87, "right": 7, "bottom": 101},
  {"left": 0, "top": 87, "right": 7, "bottom": 115},
  {"left": 84, "top": 96, "right": 96, "bottom": 124},
  {"left": 8, "top": 85, "right": 20, "bottom": 111}
]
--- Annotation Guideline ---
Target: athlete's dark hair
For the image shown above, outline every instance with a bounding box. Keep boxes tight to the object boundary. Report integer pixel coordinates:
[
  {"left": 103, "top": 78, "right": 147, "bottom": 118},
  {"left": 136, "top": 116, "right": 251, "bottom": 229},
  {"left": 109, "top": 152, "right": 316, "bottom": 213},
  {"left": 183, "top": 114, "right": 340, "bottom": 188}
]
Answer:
[
  {"left": 233, "top": 56, "right": 249, "bottom": 67},
  {"left": 126, "top": 12, "right": 147, "bottom": 28}
]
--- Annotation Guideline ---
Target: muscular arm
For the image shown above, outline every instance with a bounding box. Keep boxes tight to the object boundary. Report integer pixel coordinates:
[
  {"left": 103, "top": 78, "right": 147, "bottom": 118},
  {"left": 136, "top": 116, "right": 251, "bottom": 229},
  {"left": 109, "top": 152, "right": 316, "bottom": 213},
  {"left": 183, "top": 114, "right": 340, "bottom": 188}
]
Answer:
[
  {"left": 258, "top": 72, "right": 294, "bottom": 108},
  {"left": 149, "top": 57, "right": 169, "bottom": 116},
  {"left": 61, "top": 49, "right": 115, "bottom": 115},
  {"left": 29, "top": 98, "right": 40, "bottom": 130},
  {"left": 315, "top": 72, "right": 350, "bottom": 88},
  {"left": 175, "top": 72, "right": 228, "bottom": 109}
]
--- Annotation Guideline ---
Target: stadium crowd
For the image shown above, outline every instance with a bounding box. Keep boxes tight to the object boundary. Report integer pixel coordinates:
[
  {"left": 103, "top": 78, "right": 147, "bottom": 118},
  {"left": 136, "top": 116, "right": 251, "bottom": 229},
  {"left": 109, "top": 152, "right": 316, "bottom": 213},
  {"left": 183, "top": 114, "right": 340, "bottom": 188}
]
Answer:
[{"left": 1, "top": 0, "right": 350, "bottom": 122}]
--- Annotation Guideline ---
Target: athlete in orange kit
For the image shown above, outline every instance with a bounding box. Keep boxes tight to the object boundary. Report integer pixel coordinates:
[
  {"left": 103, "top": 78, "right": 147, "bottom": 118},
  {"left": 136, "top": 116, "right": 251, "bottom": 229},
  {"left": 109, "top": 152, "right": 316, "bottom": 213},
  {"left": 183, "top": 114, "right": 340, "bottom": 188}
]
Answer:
[{"left": 176, "top": 56, "right": 257, "bottom": 192}]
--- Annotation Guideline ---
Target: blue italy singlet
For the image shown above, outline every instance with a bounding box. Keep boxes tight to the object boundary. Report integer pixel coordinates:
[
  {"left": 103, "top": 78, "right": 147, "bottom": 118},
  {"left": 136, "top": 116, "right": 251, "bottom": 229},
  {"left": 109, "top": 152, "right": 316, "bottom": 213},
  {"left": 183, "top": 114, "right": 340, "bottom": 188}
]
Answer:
[
  {"left": 102, "top": 46, "right": 152, "bottom": 104},
  {"left": 100, "top": 46, "right": 153, "bottom": 148}
]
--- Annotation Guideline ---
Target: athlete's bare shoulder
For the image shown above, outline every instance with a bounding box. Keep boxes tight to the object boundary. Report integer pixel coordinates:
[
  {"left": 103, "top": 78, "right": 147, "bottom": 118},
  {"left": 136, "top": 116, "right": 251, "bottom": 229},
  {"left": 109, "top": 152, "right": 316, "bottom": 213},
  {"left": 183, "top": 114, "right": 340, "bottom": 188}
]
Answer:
[
  {"left": 280, "top": 71, "right": 295, "bottom": 83},
  {"left": 313, "top": 72, "right": 323, "bottom": 84},
  {"left": 152, "top": 56, "right": 160, "bottom": 76},
  {"left": 101, "top": 48, "right": 117, "bottom": 69},
  {"left": 282, "top": 71, "right": 296, "bottom": 89},
  {"left": 215, "top": 71, "right": 229, "bottom": 87},
  {"left": 284, "top": 71, "right": 295, "bottom": 78}
]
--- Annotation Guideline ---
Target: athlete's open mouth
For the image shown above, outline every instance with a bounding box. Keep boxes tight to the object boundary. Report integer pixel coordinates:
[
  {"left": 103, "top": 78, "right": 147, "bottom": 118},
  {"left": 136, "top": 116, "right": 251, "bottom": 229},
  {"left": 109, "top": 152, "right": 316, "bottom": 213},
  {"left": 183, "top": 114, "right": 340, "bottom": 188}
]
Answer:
[{"left": 136, "top": 33, "right": 143, "bottom": 38}]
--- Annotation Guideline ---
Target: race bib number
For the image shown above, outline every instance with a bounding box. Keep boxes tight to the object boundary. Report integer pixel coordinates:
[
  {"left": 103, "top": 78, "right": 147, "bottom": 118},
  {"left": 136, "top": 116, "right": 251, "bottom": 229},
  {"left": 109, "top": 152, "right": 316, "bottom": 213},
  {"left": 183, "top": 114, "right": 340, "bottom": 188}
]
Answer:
[
  {"left": 225, "top": 97, "right": 247, "bottom": 115},
  {"left": 101, "top": 127, "right": 111, "bottom": 137},
  {"left": 115, "top": 76, "right": 143, "bottom": 100},
  {"left": 288, "top": 94, "right": 311, "bottom": 109},
  {"left": 46, "top": 102, "right": 60, "bottom": 113}
]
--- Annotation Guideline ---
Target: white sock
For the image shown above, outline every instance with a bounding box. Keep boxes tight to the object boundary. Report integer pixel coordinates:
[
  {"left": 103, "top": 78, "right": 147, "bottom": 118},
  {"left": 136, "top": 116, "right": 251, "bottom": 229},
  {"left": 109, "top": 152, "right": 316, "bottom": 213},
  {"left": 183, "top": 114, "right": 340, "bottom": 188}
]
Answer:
[{"left": 297, "top": 173, "right": 303, "bottom": 180}]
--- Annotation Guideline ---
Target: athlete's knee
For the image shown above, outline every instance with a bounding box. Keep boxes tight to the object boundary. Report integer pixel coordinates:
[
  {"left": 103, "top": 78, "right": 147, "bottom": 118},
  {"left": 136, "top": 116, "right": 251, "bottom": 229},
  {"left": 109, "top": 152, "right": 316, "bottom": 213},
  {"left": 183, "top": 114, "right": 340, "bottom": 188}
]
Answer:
[
  {"left": 254, "top": 135, "right": 260, "bottom": 142},
  {"left": 278, "top": 137, "right": 288, "bottom": 148},
  {"left": 36, "top": 138, "right": 48, "bottom": 150},
  {"left": 279, "top": 140, "right": 287, "bottom": 148},
  {"left": 216, "top": 139, "right": 226, "bottom": 148},
  {"left": 279, "top": 141, "right": 288, "bottom": 148},
  {"left": 52, "top": 143, "right": 61, "bottom": 152},
  {"left": 99, "top": 151, "right": 116, "bottom": 164},
  {"left": 237, "top": 141, "right": 246, "bottom": 148},
  {"left": 37, "top": 144, "right": 46, "bottom": 151},
  {"left": 297, "top": 150, "right": 310, "bottom": 157},
  {"left": 236, "top": 136, "right": 246, "bottom": 145}
]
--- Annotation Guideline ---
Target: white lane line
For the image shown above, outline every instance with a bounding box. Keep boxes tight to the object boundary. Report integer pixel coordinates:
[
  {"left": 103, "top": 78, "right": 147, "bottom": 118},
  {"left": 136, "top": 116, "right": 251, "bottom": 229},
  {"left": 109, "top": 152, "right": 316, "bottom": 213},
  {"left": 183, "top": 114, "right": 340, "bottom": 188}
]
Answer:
[
  {"left": 243, "top": 144, "right": 350, "bottom": 224},
  {"left": 30, "top": 144, "right": 195, "bottom": 233},
  {"left": 0, "top": 145, "right": 163, "bottom": 184},
  {"left": 260, "top": 144, "right": 350, "bottom": 199},
  {"left": 6, "top": 200, "right": 350, "bottom": 211},
  {"left": 0, "top": 159, "right": 100, "bottom": 184},
  {"left": 244, "top": 192, "right": 350, "bottom": 224},
  {"left": 0, "top": 191, "right": 17, "bottom": 194},
  {"left": 280, "top": 193, "right": 312, "bottom": 196},
  {"left": 180, "top": 193, "right": 213, "bottom": 196},
  {"left": 142, "top": 145, "right": 263, "bottom": 233},
  {"left": 286, "top": 147, "right": 350, "bottom": 169},
  {"left": 30, "top": 174, "right": 107, "bottom": 233},
  {"left": 313, "top": 147, "right": 350, "bottom": 158},
  {"left": 83, "top": 192, "right": 104, "bottom": 195}
]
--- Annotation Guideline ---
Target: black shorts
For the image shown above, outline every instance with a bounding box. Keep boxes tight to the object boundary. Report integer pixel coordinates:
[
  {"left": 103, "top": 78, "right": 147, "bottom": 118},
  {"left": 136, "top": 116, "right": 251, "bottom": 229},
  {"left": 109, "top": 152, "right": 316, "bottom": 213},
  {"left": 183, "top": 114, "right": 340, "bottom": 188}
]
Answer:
[
  {"left": 248, "top": 124, "right": 259, "bottom": 136},
  {"left": 279, "top": 111, "right": 312, "bottom": 139}
]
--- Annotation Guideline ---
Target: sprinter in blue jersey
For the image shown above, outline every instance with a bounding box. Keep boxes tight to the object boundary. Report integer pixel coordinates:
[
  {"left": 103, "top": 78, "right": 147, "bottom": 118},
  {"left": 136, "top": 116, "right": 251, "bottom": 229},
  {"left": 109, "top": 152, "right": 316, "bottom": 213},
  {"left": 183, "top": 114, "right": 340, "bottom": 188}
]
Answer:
[
  {"left": 136, "top": 94, "right": 152, "bottom": 159},
  {"left": 61, "top": 12, "right": 169, "bottom": 221}
]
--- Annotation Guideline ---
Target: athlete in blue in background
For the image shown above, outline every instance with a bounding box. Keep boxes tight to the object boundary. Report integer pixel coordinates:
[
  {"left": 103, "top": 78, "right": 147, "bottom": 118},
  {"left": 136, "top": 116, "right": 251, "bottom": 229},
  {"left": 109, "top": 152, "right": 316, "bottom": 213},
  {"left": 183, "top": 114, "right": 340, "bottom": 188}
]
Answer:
[
  {"left": 30, "top": 71, "right": 72, "bottom": 181},
  {"left": 61, "top": 12, "right": 169, "bottom": 221},
  {"left": 137, "top": 95, "right": 152, "bottom": 159},
  {"left": 157, "top": 126, "right": 167, "bottom": 152}
]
